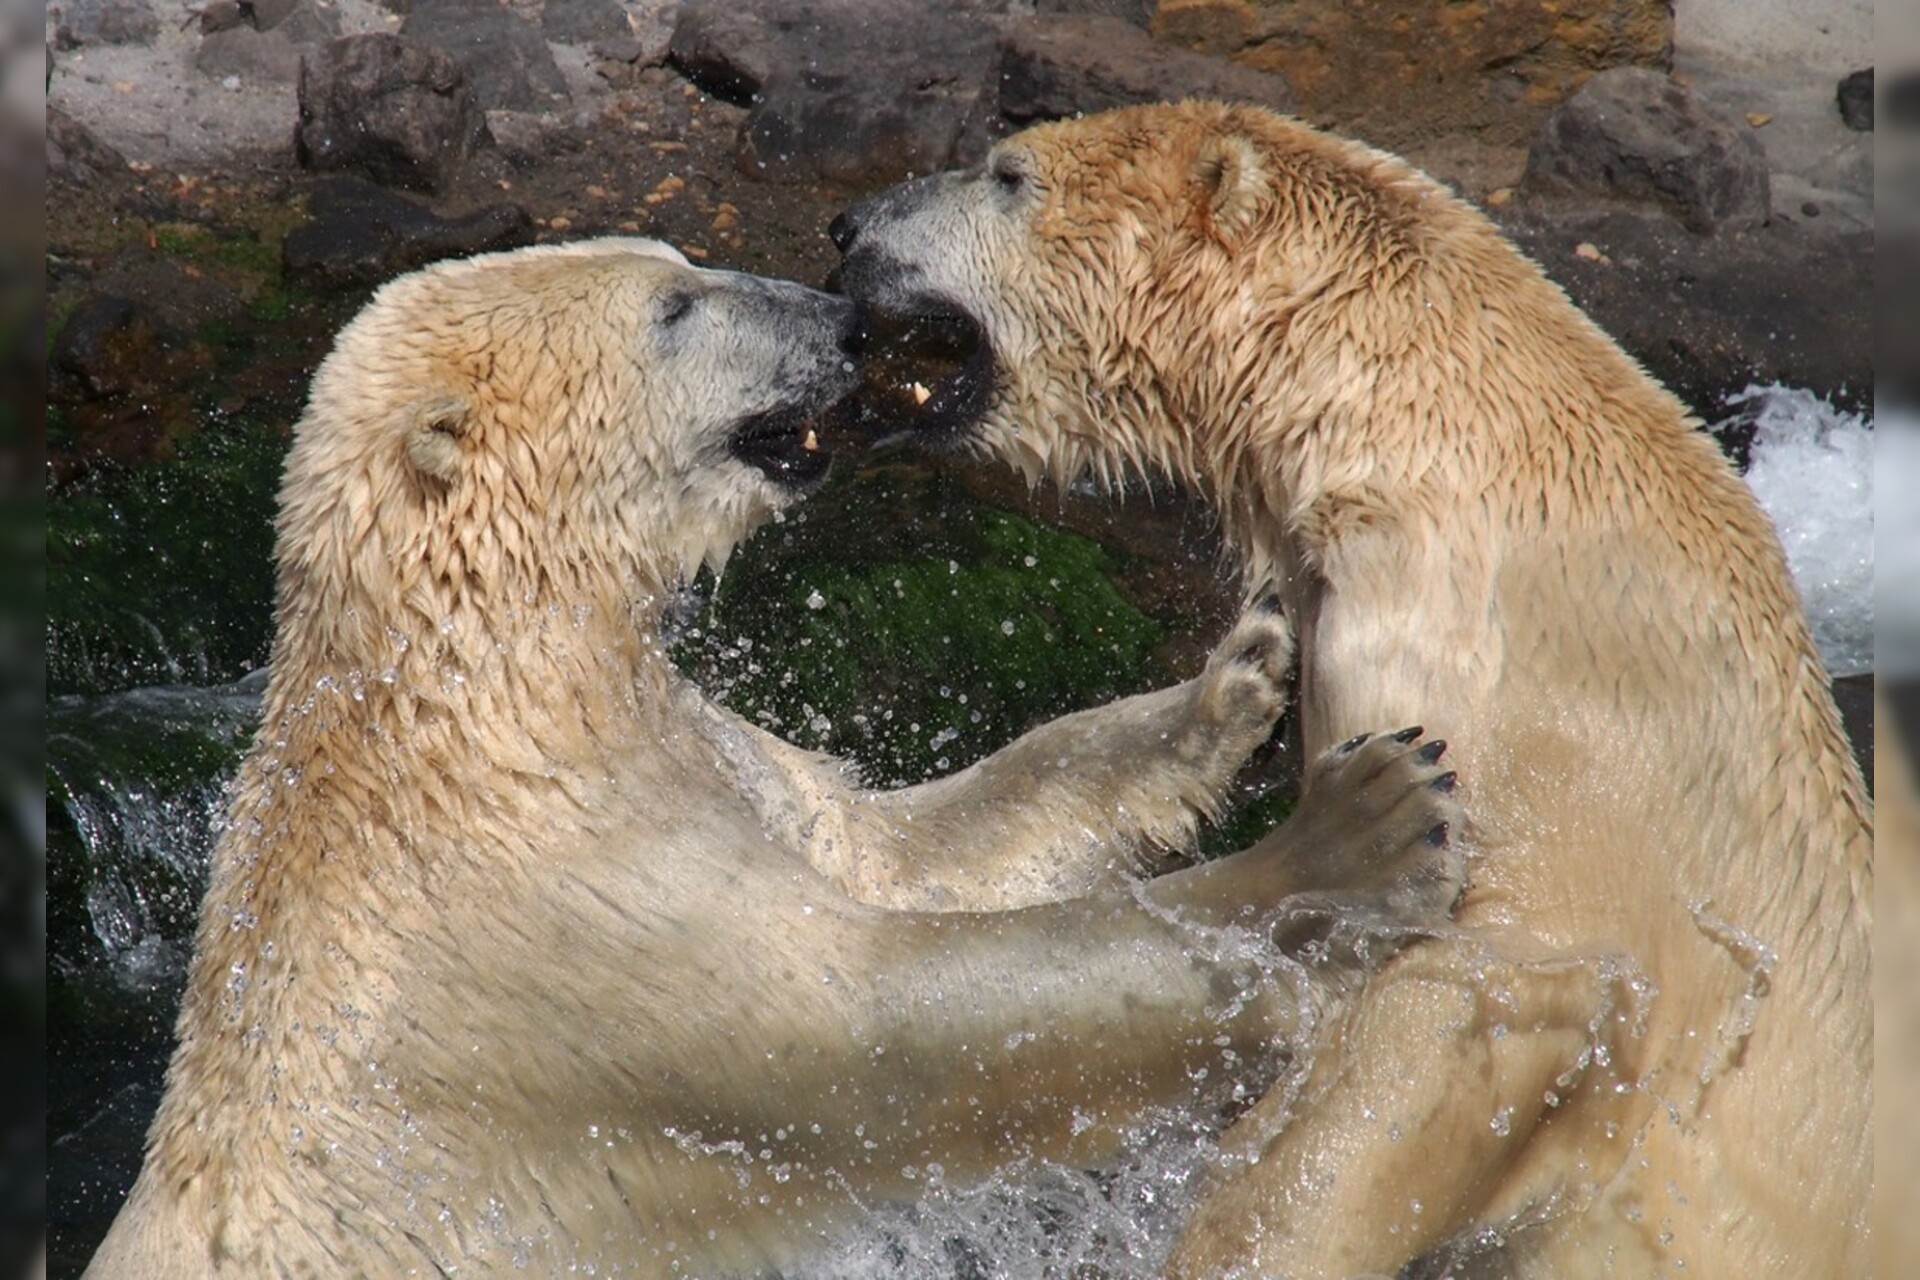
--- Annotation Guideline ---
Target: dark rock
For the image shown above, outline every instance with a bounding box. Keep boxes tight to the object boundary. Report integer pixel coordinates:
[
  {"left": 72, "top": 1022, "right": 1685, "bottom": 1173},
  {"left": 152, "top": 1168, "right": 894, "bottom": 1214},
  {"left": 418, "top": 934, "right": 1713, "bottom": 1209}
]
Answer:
[
  {"left": 670, "top": 0, "right": 1009, "bottom": 186},
  {"left": 667, "top": 1, "right": 783, "bottom": 104},
  {"left": 296, "top": 34, "right": 493, "bottom": 194},
  {"left": 1037, "top": 0, "right": 1151, "bottom": 25},
  {"left": 1522, "top": 67, "right": 1769, "bottom": 233},
  {"left": 49, "top": 294, "right": 216, "bottom": 464},
  {"left": 249, "top": 0, "right": 299, "bottom": 30},
  {"left": 544, "top": 0, "right": 630, "bottom": 45},
  {"left": 403, "top": 0, "right": 572, "bottom": 112},
  {"left": 281, "top": 176, "right": 534, "bottom": 291},
  {"left": 1837, "top": 68, "right": 1872, "bottom": 131},
  {"left": 47, "top": 107, "right": 129, "bottom": 185},
  {"left": 996, "top": 14, "right": 1293, "bottom": 126},
  {"left": 58, "top": 0, "right": 160, "bottom": 46},
  {"left": 89, "top": 255, "right": 253, "bottom": 339},
  {"left": 198, "top": 0, "right": 247, "bottom": 35},
  {"left": 196, "top": 26, "right": 304, "bottom": 84},
  {"left": 248, "top": 0, "right": 340, "bottom": 42},
  {"left": 1497, "top": 205, "right": 1870, "bottom": 414}
]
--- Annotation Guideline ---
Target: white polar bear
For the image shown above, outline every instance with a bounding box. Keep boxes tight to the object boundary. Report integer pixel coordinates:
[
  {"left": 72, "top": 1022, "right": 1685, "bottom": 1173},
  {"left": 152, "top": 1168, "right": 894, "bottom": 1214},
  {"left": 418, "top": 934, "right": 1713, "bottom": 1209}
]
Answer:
[{"left": 84, "top": 238, "right": 1465, "bottom": 1278}]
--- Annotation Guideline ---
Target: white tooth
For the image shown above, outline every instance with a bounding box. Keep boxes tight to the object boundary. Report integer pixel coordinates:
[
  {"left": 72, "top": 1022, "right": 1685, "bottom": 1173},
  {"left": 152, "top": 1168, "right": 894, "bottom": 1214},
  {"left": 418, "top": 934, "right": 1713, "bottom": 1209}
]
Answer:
[
  {"left": 802, "top": 428, "right": 819, "bottom": 452},
  {"left": 911, "top": 381, "right": 932, "bottom": 406}
]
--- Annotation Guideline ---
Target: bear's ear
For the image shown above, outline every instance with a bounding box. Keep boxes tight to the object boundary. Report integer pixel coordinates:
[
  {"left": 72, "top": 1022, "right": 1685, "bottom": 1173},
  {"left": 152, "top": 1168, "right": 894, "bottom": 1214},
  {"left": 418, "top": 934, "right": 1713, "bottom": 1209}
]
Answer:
[
  {"left": 1191, "top": 132, "right": 1266, "bottom": 244},
  {"left": 405, "top": 396, "right": 472, "bottom": 484}
]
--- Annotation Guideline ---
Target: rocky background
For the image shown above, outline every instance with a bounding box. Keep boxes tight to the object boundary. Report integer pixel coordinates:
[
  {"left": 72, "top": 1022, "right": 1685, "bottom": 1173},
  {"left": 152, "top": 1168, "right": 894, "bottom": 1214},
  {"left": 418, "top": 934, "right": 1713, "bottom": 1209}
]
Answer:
[{"left": 44, "top": 0, "right": 1876, "bottom": 718}]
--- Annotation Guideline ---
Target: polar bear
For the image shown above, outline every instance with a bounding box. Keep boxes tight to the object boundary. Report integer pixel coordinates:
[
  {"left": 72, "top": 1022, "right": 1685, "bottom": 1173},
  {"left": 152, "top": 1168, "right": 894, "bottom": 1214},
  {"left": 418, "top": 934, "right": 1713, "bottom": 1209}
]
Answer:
[
  {"left": 833, "top": 103, "right": 1873, "bottom": 1278},
  {"left": 83, "top": 238, "right": 1467, "bottom": 1278}
]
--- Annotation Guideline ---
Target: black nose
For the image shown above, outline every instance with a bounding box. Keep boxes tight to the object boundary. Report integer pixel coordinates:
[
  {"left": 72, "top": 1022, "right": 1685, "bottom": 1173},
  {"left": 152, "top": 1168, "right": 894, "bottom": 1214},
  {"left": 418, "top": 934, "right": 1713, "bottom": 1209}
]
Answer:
[{"left": 828, "top": 207, "right": 859, "bottom": 253}]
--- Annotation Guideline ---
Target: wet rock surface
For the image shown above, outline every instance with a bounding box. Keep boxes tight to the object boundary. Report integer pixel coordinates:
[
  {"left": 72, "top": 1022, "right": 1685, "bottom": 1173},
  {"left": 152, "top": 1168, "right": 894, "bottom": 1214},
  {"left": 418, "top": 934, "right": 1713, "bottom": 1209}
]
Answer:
[
  {"left": 1497, "top": 206, "right": 1871, "bottom": 412},
  {"left": 42, "top": 1, "right": 1873, "bottom": 413},
  {"left": 52, "top": 0, "right": 160, "bottom": 48},
  {"left": 1523, "top": 67, "right": 1771, "bottom": 234},
  {"left": 401, "top": 0, "right": 571, "bottom": 112},
  {"left": 46, "top": 108, "right": 128, "bottom": 185},
  {"left": 49, "top": 294, "right": 217, "bottom": 466},
  {"left": 280, "top": 176, "right": 534, "bottom": 290},
  {"left": 996, "top": 13, "right": 1294, "bottom": 127},
  {"left": 669, "top": 0, "right": 1009, "bottom": 185},
  {"left": 295, "top": 33, "right": 493, "bottom": 193}
]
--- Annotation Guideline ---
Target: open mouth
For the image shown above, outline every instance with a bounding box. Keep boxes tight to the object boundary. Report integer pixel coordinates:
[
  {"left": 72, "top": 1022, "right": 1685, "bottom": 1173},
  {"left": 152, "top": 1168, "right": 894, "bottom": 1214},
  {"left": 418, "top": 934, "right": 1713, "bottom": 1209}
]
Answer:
[
  {"left": 843, "top": 302, "right": 997, "bottom": 448},
  {"left": 728, "top": 401, "right": 837, "bottom": 488}
]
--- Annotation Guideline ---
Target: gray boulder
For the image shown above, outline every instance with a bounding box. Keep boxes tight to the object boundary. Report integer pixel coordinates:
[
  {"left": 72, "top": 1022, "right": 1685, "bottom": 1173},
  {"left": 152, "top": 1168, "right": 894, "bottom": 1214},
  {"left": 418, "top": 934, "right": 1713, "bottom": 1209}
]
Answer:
[
  {"left": 544, "top": 0, "right": 631, "bottom": 46},
  {"left": 282, "top": 177, "right": 534, "bottom": 290},
  {"left": 47, "top": 107, "right": 129, "bottom": 186},
  {"left": 670, "top": 0, "right": 1009, "bottom": 185},
  {"left": 196, "top": 27, "right": 305, "bottom": 85},
  {"left": 56, "top": 0, "right": 160, "bottom": 47},
  {"left": 1036, "top": 0, "right": 1151, "bottom": 24},
  {"left": 997, "top": 14, "right": 1294, "bottom": 126},
  {"left": 295, "top": 34, "right": 493, "bottom": 195},
  {"left": 1523, "top": 67, "right": 1769, "bottom": 233},
  {"left": 403, "top": 0, "right": 572, "bottom": 112}
]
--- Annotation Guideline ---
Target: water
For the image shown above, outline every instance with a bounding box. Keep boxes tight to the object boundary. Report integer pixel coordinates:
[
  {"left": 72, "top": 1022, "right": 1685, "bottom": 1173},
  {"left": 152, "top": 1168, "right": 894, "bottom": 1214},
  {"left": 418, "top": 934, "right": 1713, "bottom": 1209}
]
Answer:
[
  {"left": 43, "top": 390, "right": 1877, "bottom": 1275},
  {"left": 800, "top": 1110, "right": 1224, "bottom": 1280},
  {"left": 1720, "top": 383, "right": 1875, "bottom": 678}
]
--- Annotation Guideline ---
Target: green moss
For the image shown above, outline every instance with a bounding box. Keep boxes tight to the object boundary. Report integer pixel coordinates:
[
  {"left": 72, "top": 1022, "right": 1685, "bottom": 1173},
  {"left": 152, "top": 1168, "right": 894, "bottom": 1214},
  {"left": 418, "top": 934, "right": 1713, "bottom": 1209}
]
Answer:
[{"left": 676, "top": 463, "right": 1177, "bottom": 786}]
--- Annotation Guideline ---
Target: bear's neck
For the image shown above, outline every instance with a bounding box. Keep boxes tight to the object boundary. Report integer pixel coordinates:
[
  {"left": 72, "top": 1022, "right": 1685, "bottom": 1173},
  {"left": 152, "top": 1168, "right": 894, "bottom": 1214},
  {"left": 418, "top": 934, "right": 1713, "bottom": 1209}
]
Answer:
[{"left": 252, "top": 584, "right": 687, "bottom": 805}]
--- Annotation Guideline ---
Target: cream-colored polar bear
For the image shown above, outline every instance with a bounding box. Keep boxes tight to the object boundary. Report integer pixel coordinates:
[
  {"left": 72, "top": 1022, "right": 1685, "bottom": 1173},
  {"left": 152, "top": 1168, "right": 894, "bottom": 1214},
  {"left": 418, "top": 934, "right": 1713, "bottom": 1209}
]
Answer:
[
  {"left": 834, "top": 102, "right": 1873, "bottom": 1278},
  {"left": 84, "top": 238, "right": 1466, "bottom": 1278}
]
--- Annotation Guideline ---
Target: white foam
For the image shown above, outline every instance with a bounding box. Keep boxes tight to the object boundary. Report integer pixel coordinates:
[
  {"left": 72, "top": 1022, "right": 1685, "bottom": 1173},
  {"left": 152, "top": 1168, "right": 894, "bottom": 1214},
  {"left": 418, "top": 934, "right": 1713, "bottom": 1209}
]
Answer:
[{"left": 1720, "top": 384, "right": 1875, "bottom": 678}]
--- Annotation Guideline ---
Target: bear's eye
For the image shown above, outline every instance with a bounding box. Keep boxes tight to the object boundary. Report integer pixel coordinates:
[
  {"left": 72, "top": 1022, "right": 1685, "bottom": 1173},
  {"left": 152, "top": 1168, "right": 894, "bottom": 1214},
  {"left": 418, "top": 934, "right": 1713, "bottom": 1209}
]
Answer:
[
  {"left": 989, "top": 157, "right": 1027, "bottom": 195},
  {"left": 658, "top": 291, "right": 698, "bottom": 326}
]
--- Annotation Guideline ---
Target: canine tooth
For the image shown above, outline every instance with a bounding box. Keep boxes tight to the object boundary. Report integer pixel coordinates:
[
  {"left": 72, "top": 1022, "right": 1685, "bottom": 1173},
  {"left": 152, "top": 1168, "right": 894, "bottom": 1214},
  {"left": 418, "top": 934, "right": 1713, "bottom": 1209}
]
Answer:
[
  {"left": 802, "top": 428, "right": 819, "bottom": 452},
  {"left": 911, "top": 381, "right": 932, "bottom": 406}
]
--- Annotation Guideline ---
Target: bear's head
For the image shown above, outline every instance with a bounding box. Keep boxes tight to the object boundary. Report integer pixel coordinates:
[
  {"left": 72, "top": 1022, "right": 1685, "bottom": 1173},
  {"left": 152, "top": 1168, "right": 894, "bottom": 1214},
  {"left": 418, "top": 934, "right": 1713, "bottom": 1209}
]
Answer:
[
  {"left": 273, "top": 238, "right": 861, "bottom": 676},
  {"left": 833, "top": 102, "right": 1474, "bottom": 494}
]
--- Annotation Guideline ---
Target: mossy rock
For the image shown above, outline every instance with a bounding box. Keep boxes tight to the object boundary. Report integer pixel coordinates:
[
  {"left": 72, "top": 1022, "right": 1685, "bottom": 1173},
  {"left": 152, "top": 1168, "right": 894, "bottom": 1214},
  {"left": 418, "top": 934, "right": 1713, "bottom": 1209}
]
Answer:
[{"left": 676, "top": 461, "right": 1180, "bottom": 787}]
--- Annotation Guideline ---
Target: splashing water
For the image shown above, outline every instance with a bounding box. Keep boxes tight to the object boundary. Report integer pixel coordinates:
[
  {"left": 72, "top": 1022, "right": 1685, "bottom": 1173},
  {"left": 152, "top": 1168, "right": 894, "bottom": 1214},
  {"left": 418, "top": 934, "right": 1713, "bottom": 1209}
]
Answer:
[
  {"left": 1719, "top": 384, "right": 1874, "bottom": 677},
  {"left": 47, "top": 674, "right": 264, "bottom": 984},
  {"left": 799, "top": 1111, "right": 1225, "bottom": 1280}
]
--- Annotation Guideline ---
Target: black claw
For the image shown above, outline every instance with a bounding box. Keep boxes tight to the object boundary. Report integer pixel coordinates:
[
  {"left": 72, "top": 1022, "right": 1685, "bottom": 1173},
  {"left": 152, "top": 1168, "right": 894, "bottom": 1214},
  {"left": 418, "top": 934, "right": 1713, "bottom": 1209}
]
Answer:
[
  {"left": 1392, "top": 725, "right": 1425, "bottom": 743},
  {"left": 1340, "top": 732, "right": 1371, "bottom": 753},
  {"left": 1426, "top": 821, "right": 1450, "bottom": 846},
  {"left": 1431, "top": 770, "right": 1457, "bottom": 793},
  {"left": 1416, "top": 739, "right": 1447, "bottom": 764}
]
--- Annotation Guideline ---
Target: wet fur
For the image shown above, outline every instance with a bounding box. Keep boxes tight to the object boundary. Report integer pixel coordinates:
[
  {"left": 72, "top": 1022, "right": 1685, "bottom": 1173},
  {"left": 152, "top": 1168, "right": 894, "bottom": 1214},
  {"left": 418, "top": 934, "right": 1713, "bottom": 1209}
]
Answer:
[{"left": 836, "top": 103, "right": 1872, "bottom": 1278}]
